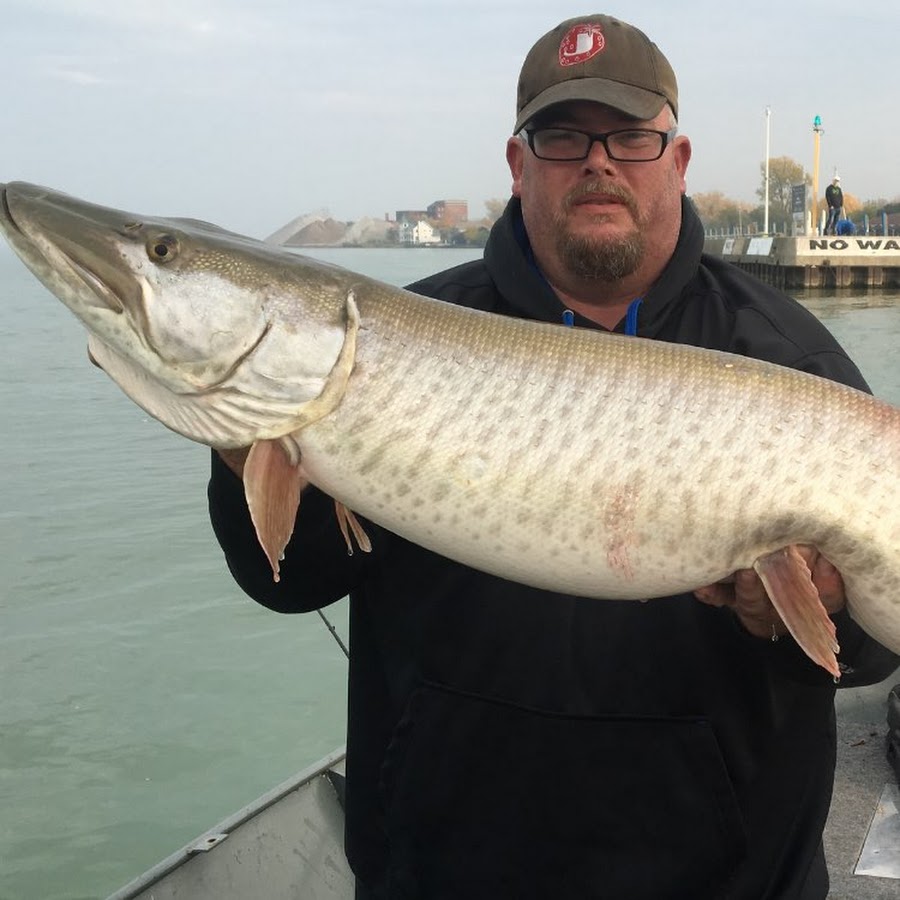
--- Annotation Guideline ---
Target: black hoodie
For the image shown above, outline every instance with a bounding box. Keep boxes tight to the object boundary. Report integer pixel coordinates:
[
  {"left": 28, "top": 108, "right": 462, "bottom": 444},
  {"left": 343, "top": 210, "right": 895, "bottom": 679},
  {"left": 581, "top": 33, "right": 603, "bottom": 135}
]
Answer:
[{"left": 208, "top": 197, "right": 898, "bottom": 900}]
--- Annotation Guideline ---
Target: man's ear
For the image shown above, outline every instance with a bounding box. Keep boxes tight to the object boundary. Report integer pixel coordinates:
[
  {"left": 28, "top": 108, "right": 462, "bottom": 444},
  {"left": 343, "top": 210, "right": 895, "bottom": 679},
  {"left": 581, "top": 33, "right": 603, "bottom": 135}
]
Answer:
[
  {"left": 673, "top": 135, "right": 692, "bottom": 192},
  {"left": 506, "top": 136, "right": 525, "bottom": 197}
]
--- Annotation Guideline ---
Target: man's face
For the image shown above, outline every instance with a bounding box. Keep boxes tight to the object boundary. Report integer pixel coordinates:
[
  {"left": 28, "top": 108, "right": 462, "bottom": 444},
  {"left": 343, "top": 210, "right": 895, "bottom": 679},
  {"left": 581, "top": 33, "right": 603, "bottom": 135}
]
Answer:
[{"left": 507, "top": 101, "right": 691, "bottom": 283}]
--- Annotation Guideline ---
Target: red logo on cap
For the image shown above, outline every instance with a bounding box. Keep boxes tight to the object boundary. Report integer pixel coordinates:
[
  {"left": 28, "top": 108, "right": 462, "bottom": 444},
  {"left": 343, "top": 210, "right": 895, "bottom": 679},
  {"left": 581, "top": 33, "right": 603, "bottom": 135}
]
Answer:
[{"left": 558, "top": 23, "right": 605, "bottom": 67}]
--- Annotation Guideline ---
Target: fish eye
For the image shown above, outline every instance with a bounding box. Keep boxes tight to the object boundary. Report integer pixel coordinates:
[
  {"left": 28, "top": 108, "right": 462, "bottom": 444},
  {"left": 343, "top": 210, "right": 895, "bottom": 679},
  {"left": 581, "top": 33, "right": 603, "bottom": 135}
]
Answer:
[{"left": 147, "top": 234, "right": 179, "bottom": 263}]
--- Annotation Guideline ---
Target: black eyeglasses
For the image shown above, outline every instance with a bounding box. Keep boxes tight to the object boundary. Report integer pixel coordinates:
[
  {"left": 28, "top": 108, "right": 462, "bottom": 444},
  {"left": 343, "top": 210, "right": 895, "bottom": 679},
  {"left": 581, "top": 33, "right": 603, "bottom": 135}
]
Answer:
[{"left": 524, "top": 127, "right": 677, "bottom": 162}]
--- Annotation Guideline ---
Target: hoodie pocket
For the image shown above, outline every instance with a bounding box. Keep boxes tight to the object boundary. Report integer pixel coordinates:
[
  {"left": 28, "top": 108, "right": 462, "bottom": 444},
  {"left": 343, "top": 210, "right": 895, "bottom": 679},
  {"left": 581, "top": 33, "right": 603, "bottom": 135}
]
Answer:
[{"left": 381, "top": 681, "right": 746, "bottom": 900}]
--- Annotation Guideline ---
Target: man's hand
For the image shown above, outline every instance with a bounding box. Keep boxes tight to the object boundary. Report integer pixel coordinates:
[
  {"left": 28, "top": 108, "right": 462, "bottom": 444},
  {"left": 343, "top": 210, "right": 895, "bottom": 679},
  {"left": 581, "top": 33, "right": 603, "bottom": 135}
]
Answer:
[
  {"left": 217, "top": 447, "right": 251, "bottom": 478},
  {"left": 694, "top": 545, "right": 846, "bottom": 639}
]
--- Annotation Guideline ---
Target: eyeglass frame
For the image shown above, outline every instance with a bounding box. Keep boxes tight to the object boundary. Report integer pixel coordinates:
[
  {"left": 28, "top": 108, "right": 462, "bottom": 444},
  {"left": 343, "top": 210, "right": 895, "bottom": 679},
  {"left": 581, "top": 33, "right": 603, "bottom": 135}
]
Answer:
[{"left": 522, "top": 126, "right": 678, "bottom": 163}]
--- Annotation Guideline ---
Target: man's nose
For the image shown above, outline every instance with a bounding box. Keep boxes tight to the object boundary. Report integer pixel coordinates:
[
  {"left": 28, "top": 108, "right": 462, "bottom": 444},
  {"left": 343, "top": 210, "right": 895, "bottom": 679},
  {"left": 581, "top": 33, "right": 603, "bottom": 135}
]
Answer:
[{"left": 582, "top": 138, "right": 617, "bottom": 173}]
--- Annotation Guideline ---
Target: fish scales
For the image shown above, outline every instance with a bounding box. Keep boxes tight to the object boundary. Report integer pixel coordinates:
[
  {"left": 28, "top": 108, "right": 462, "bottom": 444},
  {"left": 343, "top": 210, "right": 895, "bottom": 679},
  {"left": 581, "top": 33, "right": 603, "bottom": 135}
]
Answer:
[
  {"left": 1, "top": 181, "right": 899, "bottom": 673},
  {"left": 300, "top": 280, "right": 900, "bottom": 621}
]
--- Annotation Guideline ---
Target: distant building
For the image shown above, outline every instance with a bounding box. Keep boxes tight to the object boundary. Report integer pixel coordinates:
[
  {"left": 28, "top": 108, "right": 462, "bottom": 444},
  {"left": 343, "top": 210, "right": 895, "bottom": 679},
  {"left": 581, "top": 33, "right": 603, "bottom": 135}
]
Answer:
[
  {"left": 427, "top": 199, "right": 468, "bottom": 227},
  {"left": 396, "top": 209, "right": 429, "bottom": 225},
  {"left": 398, "top": 220, "right": 441, "bottom": 246}
]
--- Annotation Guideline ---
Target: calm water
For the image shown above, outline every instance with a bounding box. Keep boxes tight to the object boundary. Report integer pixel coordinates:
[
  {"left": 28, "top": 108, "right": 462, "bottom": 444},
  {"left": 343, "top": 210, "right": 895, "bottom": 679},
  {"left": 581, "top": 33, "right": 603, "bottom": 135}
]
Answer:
[{"left": 1, "top": 242, "right": 899, "bottom": 900}]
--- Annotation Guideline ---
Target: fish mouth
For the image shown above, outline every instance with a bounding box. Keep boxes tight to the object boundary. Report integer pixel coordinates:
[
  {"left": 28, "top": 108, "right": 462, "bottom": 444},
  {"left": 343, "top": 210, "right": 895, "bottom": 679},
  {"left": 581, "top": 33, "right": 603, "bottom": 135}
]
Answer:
[
  {"left": 0, "top": 185, "right": 11, "bottom": 227},
  {"left": 0, "top": 182, "right": 39, "bottom": 240},
  {"left": 58, "top": 245, "right": 127, "bottom": 314},
  {"left": 2, "top": 184, "right": 128, "bottom": 315},
  {"left": 0, "top": 184, "right": 26, "bottom": 242}
]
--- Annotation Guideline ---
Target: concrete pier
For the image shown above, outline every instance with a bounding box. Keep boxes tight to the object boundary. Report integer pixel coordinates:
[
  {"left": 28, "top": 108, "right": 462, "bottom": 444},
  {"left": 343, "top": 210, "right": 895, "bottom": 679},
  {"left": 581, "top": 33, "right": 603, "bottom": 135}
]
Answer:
[{"left": 704, "top": 235, "right": 900, "bottom": 289}]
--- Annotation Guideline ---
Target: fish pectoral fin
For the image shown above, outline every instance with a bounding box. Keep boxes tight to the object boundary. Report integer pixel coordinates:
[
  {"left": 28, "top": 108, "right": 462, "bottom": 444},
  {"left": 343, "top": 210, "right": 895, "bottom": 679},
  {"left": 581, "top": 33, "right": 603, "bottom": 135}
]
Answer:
[
  {"left": 753, "top": 546, "right": 841, "bottom": 678},
  {"left": 244, "top": 438, "right": 308, "bottom": 582},
  {"left": 335, "top": 501, "right": 372, "bottom": 555}
]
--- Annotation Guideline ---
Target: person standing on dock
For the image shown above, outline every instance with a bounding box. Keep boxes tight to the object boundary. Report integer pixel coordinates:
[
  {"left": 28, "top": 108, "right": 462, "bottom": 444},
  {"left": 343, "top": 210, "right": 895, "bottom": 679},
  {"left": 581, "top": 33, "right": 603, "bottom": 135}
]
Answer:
[
  {"left": 209, "top": 13, "right": 898, "bottom": 900},
  {"left": 825, "top": 175, "right": 843, "bottom": 234}
]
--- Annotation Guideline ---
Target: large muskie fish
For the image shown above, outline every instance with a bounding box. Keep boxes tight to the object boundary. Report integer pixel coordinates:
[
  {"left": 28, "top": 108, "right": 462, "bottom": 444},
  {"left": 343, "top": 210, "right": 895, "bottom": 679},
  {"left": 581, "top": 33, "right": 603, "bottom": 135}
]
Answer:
[{"left": 2, "top": 181, "right": 898, "bottom": 677}]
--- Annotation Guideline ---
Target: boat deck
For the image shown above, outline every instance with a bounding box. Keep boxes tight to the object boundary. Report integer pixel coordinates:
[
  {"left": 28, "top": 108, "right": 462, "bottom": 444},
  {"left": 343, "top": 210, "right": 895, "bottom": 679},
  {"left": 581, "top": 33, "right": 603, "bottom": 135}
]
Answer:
[{"left": 826, "top": 678, "right": 900, "bottom": 898}]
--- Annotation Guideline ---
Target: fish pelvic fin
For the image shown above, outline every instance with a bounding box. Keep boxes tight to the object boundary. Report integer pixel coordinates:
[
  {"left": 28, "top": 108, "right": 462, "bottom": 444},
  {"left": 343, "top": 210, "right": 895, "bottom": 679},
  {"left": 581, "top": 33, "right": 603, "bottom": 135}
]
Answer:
[
  {"left": 335, "top": 502, "right": 372, "bottom": 556},
  {"left": 244, "top": 438, "right": 307, "bottom": 582},
  {"left": 753, "top": 546, "right": 841, "bottom": 678}
]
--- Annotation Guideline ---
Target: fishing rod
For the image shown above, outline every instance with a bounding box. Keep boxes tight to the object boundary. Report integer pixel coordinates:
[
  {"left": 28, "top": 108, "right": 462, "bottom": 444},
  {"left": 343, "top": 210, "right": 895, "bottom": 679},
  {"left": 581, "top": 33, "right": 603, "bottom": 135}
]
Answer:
[{"left": 316, "top": 608, "right": 350, "bottom": 659}]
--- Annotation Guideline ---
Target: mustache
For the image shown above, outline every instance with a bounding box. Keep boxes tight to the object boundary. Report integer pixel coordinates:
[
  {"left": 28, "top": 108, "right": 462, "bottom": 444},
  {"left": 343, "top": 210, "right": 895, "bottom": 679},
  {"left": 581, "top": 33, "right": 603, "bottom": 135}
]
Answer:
[{"left": 563, "top": 181, "right": 638, "bottom": 217}]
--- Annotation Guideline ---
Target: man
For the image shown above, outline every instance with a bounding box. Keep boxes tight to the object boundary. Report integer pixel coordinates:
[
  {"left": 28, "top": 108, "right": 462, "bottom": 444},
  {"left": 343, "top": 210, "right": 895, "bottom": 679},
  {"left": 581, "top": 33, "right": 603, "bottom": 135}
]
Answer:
[
  {"left": 825, "top": 175, "right": 843, "bottom": 235},
  {"left": 209, "top": 15, "right": 898, "bottom": 900}
]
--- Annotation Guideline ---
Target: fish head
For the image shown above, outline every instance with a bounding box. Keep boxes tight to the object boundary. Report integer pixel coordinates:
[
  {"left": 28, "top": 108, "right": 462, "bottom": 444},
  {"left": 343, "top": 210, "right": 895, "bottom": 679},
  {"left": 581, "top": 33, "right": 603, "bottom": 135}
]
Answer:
[{"left": 0, "top": 182, "right": 353, "bottom": 447}]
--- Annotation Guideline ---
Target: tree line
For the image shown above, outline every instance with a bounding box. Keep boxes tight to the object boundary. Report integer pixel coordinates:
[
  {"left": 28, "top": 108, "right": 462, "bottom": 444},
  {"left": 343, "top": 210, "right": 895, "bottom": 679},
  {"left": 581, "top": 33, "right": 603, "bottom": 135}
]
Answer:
[{"left": 691, "top": 156, "right": 900, "bottom": 234}]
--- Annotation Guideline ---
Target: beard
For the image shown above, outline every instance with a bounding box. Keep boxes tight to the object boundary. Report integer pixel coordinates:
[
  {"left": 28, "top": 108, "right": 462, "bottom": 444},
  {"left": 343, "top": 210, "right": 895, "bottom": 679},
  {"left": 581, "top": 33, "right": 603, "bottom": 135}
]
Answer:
[{"left": 552, "top": 181, "right": 646, "bottom": 281}]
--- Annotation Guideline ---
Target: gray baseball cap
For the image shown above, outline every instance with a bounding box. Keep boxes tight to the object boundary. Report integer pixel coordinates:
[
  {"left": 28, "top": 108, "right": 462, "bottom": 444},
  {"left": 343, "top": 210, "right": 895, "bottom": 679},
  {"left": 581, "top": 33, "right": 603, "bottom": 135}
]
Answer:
[{"left": 514, "top": 15, "right": 678, "bottom": 133}]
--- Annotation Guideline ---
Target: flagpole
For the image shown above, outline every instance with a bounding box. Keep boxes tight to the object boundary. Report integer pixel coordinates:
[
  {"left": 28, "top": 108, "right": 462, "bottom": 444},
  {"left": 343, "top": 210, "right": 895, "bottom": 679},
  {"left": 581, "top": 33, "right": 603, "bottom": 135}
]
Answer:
[{"left": 764, "top": 106, "right": 771, "bottom": 235}]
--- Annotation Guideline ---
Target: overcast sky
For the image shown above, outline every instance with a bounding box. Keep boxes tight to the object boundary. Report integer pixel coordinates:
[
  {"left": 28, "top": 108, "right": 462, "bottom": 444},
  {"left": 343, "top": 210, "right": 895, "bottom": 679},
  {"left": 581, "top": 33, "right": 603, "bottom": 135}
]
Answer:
[{"left": 1, "top": 0, "right": 895, "bottom": 238}]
